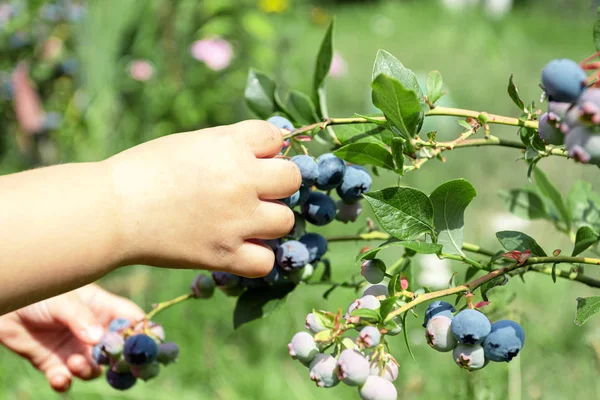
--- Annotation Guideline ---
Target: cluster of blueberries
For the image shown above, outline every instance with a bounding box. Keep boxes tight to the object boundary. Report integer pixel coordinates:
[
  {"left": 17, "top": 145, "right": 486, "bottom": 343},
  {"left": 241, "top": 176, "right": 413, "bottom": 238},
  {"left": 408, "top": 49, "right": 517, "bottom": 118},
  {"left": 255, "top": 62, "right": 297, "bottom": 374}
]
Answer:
[
  {"left": 538, "top": 58, "right": 600, "bottom": 165},
  {"left": 92, "top": 318, "right": 180, "bottom": 390},
  {"left": 189, "top": 115, "right": 373, "bottom": 295},
  {"left": 423, "top": 301, "right": 525, "bottom": 370}
]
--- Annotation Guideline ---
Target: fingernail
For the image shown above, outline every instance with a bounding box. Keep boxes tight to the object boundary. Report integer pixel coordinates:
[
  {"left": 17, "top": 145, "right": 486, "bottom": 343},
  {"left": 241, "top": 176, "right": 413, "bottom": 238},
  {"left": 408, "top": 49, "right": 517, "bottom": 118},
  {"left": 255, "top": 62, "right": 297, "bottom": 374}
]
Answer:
[{"left": 85, "top": 325, "right": 104, "bottom": 343}]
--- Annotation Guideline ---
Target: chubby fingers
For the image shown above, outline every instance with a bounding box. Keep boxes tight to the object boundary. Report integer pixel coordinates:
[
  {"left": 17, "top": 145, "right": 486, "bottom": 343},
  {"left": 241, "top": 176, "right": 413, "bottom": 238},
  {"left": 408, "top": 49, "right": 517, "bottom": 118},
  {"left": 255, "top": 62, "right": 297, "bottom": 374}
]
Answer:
[
  {"left": 230, "top": 120, "right": 284, "bottom": 158},
  {"left": 254, "top": 158, "right": 302, "bottom": 200},
  {"left": 227, "top": 240, "right": 275, "bottom": 278}
]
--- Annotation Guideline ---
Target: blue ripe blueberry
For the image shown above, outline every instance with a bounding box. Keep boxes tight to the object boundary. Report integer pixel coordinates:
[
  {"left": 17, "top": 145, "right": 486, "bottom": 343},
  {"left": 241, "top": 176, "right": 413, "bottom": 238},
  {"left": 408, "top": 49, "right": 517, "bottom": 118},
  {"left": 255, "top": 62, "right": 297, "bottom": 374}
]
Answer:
[
  {"left": 347, "top": 295, "right": 381, "bottom": 318},
  {"left": 361, "top": 259, "right": 386, "bottom": 284},
  {"left": 358, "top": 375, "right": 398, "bottom": 400},
  {"left": 336, "top": 200, "right": 363, "bottom": 223},
  {"left": 109, "top": 318, "right": 130, "bottom": 332},
  {"left": 123, "top": 334, "right": 158, "bottom": 366},
  {"left": 538, "top": 112, "right": 564, "bottom": 145},
  {"left": 191, "top": 274, "right": 215, "bottom": 299},
  {"left": 453, "top": 343, "right": 488, "bottom": 371},
  {"left": 357, "top": 326, "right": 381, "bottom": 348},
  {"left": 336, "top": 349, "right": 370, "bottom": 386},
  {"left": 130, "top": 362, "right": 160, "bottom": 381},
  {"left": 264, "top": 263, "right": 289, "bottom": 285},
  {"left": 369, "top": 359, "right": 398, "bottom": 382},
  {"left": 566, "top": 126, "right": 600, "bottom": 166},
  {"left": 362, "top": 284, "right": 388, "bottom": 298},
  {"left": 267, "top": 115, "right": 294, "bottom": 131},
  {"left": 305, "top": 313, "right": 328, "bottom": 334},
  {"left": 288, "top": 332, "right": 319, "bottom": 364},
  {"left": 422, "top": 301, "right": 456, "bottom": 328},
  {"left": 276, "top": 240, "right": 310, "bottom": 270},
  {"left": 309, "top": 354, "right": 340, "bottom": 388},
  {"left": 482, "top": 320, "right": 525, "bottom": 362},
  {"left": 110, "top": 356, "right": 131, "bottom": 373},
  {"left": 157, "top": 342, "right": 179, "bottom": 365},
  {"left": 106, "top": 370, "right": 137, "bottom": 391},
  {"left": 101, "top": 331, "right": 125, "bottom": 358},
  {"left": 541, "top": 59, "right": 587, "bottom": 103},
  {"left": 301, "top": 192, "right": 337, "bottom": 226},
  {"left": 425, "top": 315, "right": 458, "bottom": 352},
  {"left": 291, "top": 155, "right": 319, "bottom": 186},
  {"left": 261, "top": 238, "right": 281, "bottom": 252},
  {"left": 315, "top": 153, "right": 346, "bottom": 190},
  {"left": 299, "top": 233, "right": 328, "bottom": 262},
  {"left": 281, "top": 184, "right": 310, "bottom": 208},
  {"left": 289, "top": 211, "right": 306, "bottom": 238},
  {"left": 212, "top": 271, "right": 245, "bottom": 296},
  {"left": 92, "top": 344, "right": 109, "bottom": 365},
  {"left": 450, "top": 309, "right": 491, "bottom": 345},
  {"left": 337, "top": 165, "right": 372, "bottom": 204}
]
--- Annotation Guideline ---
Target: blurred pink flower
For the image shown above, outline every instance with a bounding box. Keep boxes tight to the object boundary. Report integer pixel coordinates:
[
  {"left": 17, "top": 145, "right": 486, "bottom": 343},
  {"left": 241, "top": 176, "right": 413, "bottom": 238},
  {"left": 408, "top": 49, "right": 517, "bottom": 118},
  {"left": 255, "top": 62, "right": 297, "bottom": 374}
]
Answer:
[
  {"left": 129, "top": 60, "right": 154, "bottom": 82},
  {"left": 329, "top": 51, "right": 348, "bottom": 78},
  {"left": 0, "top": 3, "right": 13, "bottom": 25},
  {"left": 190, "top": 38, "right": 233, "bottom": 71},
  {"left": 12, "top": 63, "right": 44, "bottom": 135}
]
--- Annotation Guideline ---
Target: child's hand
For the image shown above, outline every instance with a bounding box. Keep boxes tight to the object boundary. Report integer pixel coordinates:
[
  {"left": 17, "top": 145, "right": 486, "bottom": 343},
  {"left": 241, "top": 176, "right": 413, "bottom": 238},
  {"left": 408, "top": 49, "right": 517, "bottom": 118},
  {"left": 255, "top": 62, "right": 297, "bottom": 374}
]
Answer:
[
  {"left": 0, "top": 284, "right": 144, "bottom": 392},
  {"left": 108, "top": 120, "right": 301, "bottom": 277}
]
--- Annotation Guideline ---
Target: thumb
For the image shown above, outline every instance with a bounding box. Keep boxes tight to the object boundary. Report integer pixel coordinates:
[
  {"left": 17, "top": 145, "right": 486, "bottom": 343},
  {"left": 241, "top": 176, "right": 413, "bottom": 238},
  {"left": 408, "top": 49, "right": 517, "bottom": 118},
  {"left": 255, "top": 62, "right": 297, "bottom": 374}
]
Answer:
[{"left": 49, "top": 294, "right": 105, "bottom": 345}]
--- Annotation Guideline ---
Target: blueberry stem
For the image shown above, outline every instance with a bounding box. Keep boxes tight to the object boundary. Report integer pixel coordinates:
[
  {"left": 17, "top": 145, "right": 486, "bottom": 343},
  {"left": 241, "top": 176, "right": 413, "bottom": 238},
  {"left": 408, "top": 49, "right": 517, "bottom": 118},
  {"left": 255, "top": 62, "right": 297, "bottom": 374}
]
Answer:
[{"left": 145, "top": 293, "right": 194, "bottom": 321}]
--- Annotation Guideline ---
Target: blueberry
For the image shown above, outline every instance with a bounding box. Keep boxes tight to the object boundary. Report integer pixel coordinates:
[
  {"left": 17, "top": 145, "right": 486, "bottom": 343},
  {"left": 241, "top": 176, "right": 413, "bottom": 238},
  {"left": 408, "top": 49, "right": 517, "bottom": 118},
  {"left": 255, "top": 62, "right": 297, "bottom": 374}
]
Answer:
[
  {"left": 565, "top": 126, "right": 600, "bottom": 165},
  {"left": 425, "top": 315, "right": 457, "bottom": 352},
  {"left": 541, "top": 59, "right": 587, "bottom": 103},
  {"left": 361, "top": 259, "right": 386, "bottom": 284},
  {"left": 123, "top": 334, "right": 158, "bottom": 366},
  {"left": 109, "top": 318, "right": 130, "bottom": 332},
  {"left": 291, "top": 155, "right": 319, "bottom": 186},
  {"left": 548, "top": 101, "right": 571, "bottom": 120},
  {"left": 191, "top": 274, "right": 215, "bottom": 299},
  {"left": 149, "top": 323, "right": 165, "bottom": 342},
  {"left": 538, "top": 112, "right": 563, "bottom": 145},
  {"left": 267, "top": 116, "right": 294, "bottom": 131},
  {"left": 337, "top": 165, "right": 372, "bottom": 204},
  {"left": 110, "top": 356, "right": 131, "bottom": 373},
  {"left": 289, "top": 211, "right": 306, "bottom": 238},
  {"left": 288, "top": 332, "right": 319, "bottom": 364},
  {"left": 336, "top": 200, "right": 363, "bottom": 223},
  {"left": 577, "top": 88, "right": 600, "bottom": 125},
  {"left": 309, "top": 354, "right": 340, "bottom": 388},
  {"left": 482, "top": 320, "right": 525, "bottom": 362},
  {"left": 301, "top": 192, "right": 337, "bottom": 226},
  {"left": 357, "top": 326, "right": 381, "bottom": 348},
  {"left": 347, "top": 295, "right": 381, "bottom": 318},
  {"left": 299, "top": 233, "right": 328, "bottom": 262},
  {"left": 289, "top": 263, "right": 314, "bottom": 283},
  {"left": 336, "top": 349, "right": 370, "bottom": 386},
  {"left": 422, "top": 301, "right": 456, "bottom": 328},
  {"left": 157, "top": 342, "right": 180, "bottom": 365},
  {"left": 305, "top": 313, "right": 328, "bottom": 334},
  {"left": 101, "top": 332, "right": 125, "bottom": 358},
  {"left": 92, "top": 344, "right": 109, "bottom": 365},
  {"left": 264, "top": 263, "right": 289, "bottom": 285},
  {"left": 130, "top": 362, "right": 160, "bottom": 381},
  {"left": 450, "top": 309, "right": 491, "bottom": 345},
  {"left": 369, "top": 359, "right": 398, "bottom": 382},
  {"left": 384, "top": 317, "right": 403, "bottom": 336},
  {"left": 276, "top": 240, "right": 310, "bottom": 270},
  {"left": 106, "top": 370, "right": 137, "bottom": 391},
  {"left": 362, "top": 284, "right": 388, "bottom": 298},
  {"left": 281, "top": 184, "right": 310, "bottom": 208},
  {"left": 212, "top": 271, "right": 245, "bottom": 296},
  {"left": 261, "top": 239, "right": 281, "bottom": 252},
  {"left": 453, "top": 343, "right": 488, "bottom": 371},
  {"left": 358, "top": 375, "right": 398, "bottom": 400},
  {"left": 315, "top": 153, "right": 346, "bottom": 190}
]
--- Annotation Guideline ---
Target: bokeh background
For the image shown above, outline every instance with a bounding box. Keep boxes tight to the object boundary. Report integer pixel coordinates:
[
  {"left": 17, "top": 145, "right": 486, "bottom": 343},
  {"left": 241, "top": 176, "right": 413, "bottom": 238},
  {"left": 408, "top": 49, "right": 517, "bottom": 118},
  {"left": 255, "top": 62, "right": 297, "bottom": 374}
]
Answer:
[{"left": 0, "top": 0, "right": 599, "bottom": 399}]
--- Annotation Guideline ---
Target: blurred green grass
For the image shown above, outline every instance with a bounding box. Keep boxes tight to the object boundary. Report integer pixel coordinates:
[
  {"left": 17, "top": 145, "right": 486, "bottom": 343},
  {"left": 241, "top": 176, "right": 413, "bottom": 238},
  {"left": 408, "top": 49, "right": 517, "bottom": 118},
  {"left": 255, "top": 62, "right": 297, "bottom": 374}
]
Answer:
[{"left": 1, "top": 2, "right": 600, "bottom": 399}]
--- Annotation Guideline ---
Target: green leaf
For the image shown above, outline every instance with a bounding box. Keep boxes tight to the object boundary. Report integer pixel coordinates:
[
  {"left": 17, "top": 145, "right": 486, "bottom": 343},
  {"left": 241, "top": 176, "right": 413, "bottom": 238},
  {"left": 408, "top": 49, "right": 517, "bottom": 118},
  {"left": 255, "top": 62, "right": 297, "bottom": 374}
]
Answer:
[
  {"left": 287, "top": 90, "right": 319, "bottom": 125},
  {"left": 244, "top": 69, "right": 276, "bottom": 119},
  {"left": 429, "top": 179, "right": 477, "bottom": 256},
  {"left": 372, "top": 50, "right": 424, "bottom": 106},
  {"left": 399, "top": 241, "right": 442, "bottom": 254},
  {"left": 334, "top": 123, "right": 394, "bottom": 146},
  {"left": 567, "top": 180, "right": 600, "bottom": 231},
  {"left": 499, "top": 189, "right": 548, "bottom": 220},
  {"left": 572, "top": 226, "right": 599, "bottom": 256},
  {"left": 401, "top": 312, "right": 416, "bottom": 361},
  {"left": 313, "top": 20, "right": 334, "bottom": 104},
  {"left": 480, "top": 275, "right": 508, "bottom": 302},
  {"left": 233, "top": 284, "right": 296, "bottom": 329},
  {"left": 354, "top": 113, "right": 388, "bottom": 126},
  {"left": 334, "top": 143, "right": 395, "bottom": 170},
  {"left": 379, "top": 297, "right": 398, "bottom": 320},
  {"left": 363, "top": 187, "right": 435, "bottom": 241},
  {"left": 595, "top": 7, "right": 600, "bottom": 52},
  {"left": 372, "top": 74, "right": 424, "bottom": 138},
  {"left": 350, "top": 308, "right": 381, "bottom": 321},
  {"left": 391, "top": 137, "right": 405, "bottom": 173},
  {"left": 496, "top": 231, "right": 547, "bottom": 256},
  {"left": 426, "top": 70, "right": 444, "bottom": 104},
  {"left": 312, "top": 310, "right": 336, "bottom": 329},
  {"left": 507, "top": 74, "right": 526, "bottom": 112},
  {"left": 534, "top": 167, "right": 571, "bottom": 230},
  {"left": 575, "top": 296, "right": 600, "bottom": 326}
]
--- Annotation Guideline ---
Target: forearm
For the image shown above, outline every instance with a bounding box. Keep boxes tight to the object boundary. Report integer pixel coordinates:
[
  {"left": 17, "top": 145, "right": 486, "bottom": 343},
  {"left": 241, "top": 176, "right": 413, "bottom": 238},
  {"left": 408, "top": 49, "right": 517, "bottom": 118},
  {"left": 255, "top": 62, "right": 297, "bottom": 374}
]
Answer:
[{"left": 0, "top": 161, "right": 125, "bottom": 314}]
